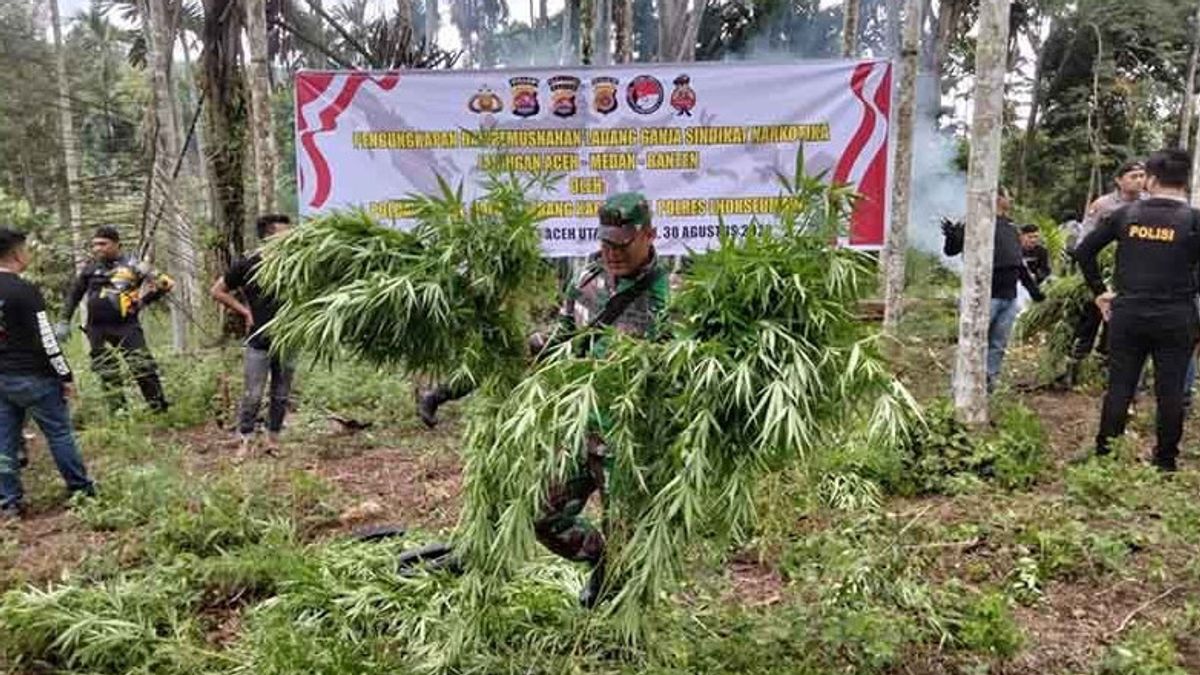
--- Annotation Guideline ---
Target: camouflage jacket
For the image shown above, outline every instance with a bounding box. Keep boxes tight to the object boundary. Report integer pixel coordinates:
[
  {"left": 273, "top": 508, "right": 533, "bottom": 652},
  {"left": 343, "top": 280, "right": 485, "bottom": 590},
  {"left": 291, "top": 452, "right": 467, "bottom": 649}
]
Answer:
[{"left": 557, "top": 251, "right": 669, "bottom": 347}]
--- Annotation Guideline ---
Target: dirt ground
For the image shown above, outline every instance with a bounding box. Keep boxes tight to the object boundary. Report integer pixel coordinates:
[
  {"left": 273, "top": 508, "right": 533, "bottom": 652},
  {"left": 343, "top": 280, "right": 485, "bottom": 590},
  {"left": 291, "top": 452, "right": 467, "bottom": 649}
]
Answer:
[{"left": 4, "top": 380, "right": 1199, "bottom": 674}]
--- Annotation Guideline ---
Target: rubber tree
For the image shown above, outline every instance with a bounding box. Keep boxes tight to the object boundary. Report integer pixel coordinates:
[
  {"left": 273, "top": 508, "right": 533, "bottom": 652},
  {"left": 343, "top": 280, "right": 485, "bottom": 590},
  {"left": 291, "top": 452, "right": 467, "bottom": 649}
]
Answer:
[
  {"left": 146, "top": 0, "right": 200, "bottom": 352},
  {"left": 48, "top": 0, "right": 84, "bottom": 267},
  {"left": 953, "top": 0, "right": 1011, "bottom": 425},
  {"left": 882, "top": 0, "right": 922, "bottom": 336},
  {"left": 201, "top": 0, "right": 248, "bottom": 280},
  {"left": 246, "top": 0, "right": 279, "bottom": 213},
  {"left": 842, "top": 0, "right": 860, "bottom": 57}
]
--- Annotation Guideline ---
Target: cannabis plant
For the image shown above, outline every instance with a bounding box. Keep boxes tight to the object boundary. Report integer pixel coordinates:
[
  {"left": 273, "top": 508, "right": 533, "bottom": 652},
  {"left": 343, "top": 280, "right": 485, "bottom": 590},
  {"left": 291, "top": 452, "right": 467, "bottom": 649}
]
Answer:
[
  {"left": 258, "top": 153, "right": 918, "bottom": 647},
  {"left": 1014, "top": 248, "right": 1113, "bottom": 379},
  {"left": 255, "top": 170, "right": 557, "bottom": 386},
  {"left": 455, "top": 166, "right": 918, "bottom": 642}
]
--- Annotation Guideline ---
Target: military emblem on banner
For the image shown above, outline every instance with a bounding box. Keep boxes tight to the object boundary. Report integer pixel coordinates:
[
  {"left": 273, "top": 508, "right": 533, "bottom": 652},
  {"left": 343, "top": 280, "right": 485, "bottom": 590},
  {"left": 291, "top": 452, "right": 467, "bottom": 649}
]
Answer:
[
  {"left": 626, "top": 75, "right": 664, "bottom": 115},
  {"left": 592, "top": 76, "right": 618, "bottom": 115},
  {"left": 509, "top": 76, "right": 540, "bottom": 118},
  {"left": 670, "top": 75, "right": 696, "bottom": 117},
  {"left": 548, "top": 75, "right": 582, "bottom": 118},
  {"left": 467, "top": 85, "right": 503, "bottom": 114}
]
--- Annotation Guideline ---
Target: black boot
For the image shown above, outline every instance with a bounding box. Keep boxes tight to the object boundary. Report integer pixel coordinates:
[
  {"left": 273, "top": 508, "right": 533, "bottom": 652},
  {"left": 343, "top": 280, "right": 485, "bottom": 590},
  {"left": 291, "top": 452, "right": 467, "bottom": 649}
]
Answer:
[
  {"left": 416, "top": 386, "right": 448, "bottom": 428},
  {"left": 579, "top": 557, "right": 611, "bottom": 609}
]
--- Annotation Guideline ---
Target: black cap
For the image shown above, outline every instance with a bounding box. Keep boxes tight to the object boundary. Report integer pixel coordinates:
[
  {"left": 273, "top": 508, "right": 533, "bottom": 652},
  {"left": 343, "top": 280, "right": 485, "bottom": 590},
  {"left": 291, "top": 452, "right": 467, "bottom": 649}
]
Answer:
[
  {"left": 93, "top": 226, "right": 120, "bottom": 243},
  {"left": 1115, "top": 160, "right": 1145, "bottom": 179}
]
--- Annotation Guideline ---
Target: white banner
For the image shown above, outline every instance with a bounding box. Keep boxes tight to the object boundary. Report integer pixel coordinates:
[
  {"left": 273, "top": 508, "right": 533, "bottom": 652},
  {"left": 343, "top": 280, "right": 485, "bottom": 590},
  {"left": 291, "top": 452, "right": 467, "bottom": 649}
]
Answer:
[{"left": 295, "top": 60, "right": 892, "bottom": 256}]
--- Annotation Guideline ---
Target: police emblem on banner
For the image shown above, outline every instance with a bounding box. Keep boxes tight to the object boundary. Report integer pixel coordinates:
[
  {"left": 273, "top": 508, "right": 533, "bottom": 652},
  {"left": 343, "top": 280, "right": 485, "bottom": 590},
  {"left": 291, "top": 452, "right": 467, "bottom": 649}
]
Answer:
[
  {"left": 509, "top": 77, "right": 540, "bottom": 117},
  {"left": 670, "top": 75, "right": 696, "bottom": 116},
  {"left": 592, "top": 76, "right": 619, "bottom": 114},
  {"left": 626, "top": 75, "right": 664, "bottom": 114},
  {"left": 548, "top": 75, "right": 582, "bottom": 118},
  {"left": 467, "top": 85, "right": 503, "bottom": 114}
]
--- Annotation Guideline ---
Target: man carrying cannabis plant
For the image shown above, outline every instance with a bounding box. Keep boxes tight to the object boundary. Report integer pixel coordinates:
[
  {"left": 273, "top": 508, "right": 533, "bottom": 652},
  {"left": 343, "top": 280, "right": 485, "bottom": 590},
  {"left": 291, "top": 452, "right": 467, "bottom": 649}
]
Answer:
[{"left": 532, "top": 192, "right": 669, "bottom": 608}]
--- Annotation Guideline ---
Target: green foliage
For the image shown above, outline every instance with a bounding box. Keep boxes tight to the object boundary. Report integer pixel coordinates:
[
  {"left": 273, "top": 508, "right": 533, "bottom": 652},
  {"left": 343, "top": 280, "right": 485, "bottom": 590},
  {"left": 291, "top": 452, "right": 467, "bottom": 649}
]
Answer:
[
  {"left": 454, "top": 170, "right": 918, "bottom": 641},
  {"left": 257, "top": 170, "right": 556, "bottom": 384},
  {"left": 948, "top": 589, "right": 1024, "bottom": 657},
  {"left": 0, "top": 571, "right": 213, "bottom": 674},
  {"left": 885, "top": 400, "right": 1048, "bottom": 495},
  {"left": 1098, "top": 627, "right": 1189, "bottom": 675},
  {"left": 1014, "top": 271, "right": 1096, "bottom": 380}
]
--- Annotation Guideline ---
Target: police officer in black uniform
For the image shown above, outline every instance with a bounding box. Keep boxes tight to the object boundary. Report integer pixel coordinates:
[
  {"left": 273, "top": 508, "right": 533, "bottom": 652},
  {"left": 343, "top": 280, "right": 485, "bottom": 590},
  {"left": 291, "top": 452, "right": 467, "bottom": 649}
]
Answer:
[{"left": 1073, "top": 149, "right": 1200, "bottom": 472}]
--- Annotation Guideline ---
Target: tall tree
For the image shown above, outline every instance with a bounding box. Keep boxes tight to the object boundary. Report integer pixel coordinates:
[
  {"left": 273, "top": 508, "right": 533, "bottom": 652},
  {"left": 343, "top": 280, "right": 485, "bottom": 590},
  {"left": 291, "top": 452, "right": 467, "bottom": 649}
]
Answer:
[
  {"left": 246, "top": 0, "right": 279, "bottom": 213},
  {"left": 614, "top": 0, "right": 632, "bottom": 61},
  {"left": 560, "top": 0, "right": 577, "bottom": 63},
  {"left": 145, "top": 0, "right": 200, "bottom": 352},
  {"left": 49, "top": 0, "right": 84, "bottom": 267},
  {"left": 592, "top": 0, "right": 611, "bottom": 64},
  {"left": 842, "top": 0, "right": 861, "bottom": 57},
  {"left": 1181, "top": 0, "right": 1200, "bottom": 148},
  {"left": 882, "top": 0, "right": 921, "bottom": 336},
  {"left": 658, "top": 0, "right": 701, "bottom": 61},
  {"left": 954, "top": 0, "right": 1011, "bottom": 424},
  {"left": 201, "top": 0, "right": 247, "bottom": 277},
  {"left": 426, "top": 0, "right": 440, "bottom": 43}
]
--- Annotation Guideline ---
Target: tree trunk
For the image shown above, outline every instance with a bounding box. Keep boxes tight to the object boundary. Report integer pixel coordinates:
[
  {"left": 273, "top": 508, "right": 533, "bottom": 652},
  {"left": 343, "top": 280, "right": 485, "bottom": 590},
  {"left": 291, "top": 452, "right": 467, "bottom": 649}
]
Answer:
[
  {"left": 882, "top": 0, "right": 921, "bottom": 336},
  {"left": 146, "top": 0, "right": 199, "bottom": 352},
  {"left": 1016, "top": 17, "right": 1049, "bottom": 200},
  {"left": 180, "top": 34, "right": 217, "bottom": 221},
  {"left": 580, "top": 0, "right": 593, "bottom": 63},
  {"left": 953, "top": 0, "right": 1010, "bottom": 425},
  {"left": 657, "top": 0, "right": 687, "bottom": 62},
  {"left": 927, "top": 0, "right": 961, "bottom": 113},
  {"left": 202, "top": 0, "right": 248, "bottom": 280},
  {"left": 593, "top": 0, "right": 611, "bottom": 65},
  {"left": 678, "top": 0, "right": 701, "bottom": 61},
  {"left": 539, "top": 0, "right": 548, "bottom": 28},
  {"left": 560, "top": 0, "right": 576, "bottom": 64},
  {"left": 396, "top": 0, "right": 414, "bottom": 40},
  {"left": 246, "top": 0, "right": 279, "bottom": 214},
  {"left": 885, "top": 0, "right": 900, "bottom": 56},
  {"left": 425, "top": 0, "right": 439, "bottom": 43},
  {"left": 841, "top": 0, "right": 860, "bottom": 58},
  {"left": 614, "top": 0, "right": 632, "bottom": 62},
  {"left": 1191, "top": 90, "right": 1200, "bottom": 205},
  {"left": 1181, "top": 0, "right": 1200, "bottom": 148},
  {"left": 48, "top": 0, "right": 84, "bottom": 268}
]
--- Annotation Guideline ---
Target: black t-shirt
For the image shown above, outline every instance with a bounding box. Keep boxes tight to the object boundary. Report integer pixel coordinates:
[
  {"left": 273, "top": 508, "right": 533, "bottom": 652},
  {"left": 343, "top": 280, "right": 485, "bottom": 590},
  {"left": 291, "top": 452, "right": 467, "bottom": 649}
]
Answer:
[
  {"left": 1023, "top": 245, "right": 1051, "bottom": 284},
  {"left": 944, "top": 217, "right": 1040, "bottom": 300},
  {"left": 223, "top": 253, "right": 279, "bottom": 349},
  {"left": 62, "top": 255, "right": 169, "bottom": 327},
  {"left": 0, "top": 272, "right": 73, "bottom": 381},
  {"left": 1075, "top": 197, "right": 1200, "bottom": 305}
]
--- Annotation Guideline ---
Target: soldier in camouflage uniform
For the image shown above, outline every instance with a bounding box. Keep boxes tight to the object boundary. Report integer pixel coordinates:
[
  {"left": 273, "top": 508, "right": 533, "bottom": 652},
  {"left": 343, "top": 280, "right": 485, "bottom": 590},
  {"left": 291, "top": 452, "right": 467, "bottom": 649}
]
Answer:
[{"left": 533, "top": 192, "right": 669, "bottom": 608}]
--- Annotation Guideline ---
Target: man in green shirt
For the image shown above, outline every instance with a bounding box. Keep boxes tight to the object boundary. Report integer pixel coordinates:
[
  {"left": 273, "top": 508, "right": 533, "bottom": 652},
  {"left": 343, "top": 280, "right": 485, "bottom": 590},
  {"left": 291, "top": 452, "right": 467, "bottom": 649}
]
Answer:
[{"left": 533, "top": 192, "right": 669, "bottom": 607}]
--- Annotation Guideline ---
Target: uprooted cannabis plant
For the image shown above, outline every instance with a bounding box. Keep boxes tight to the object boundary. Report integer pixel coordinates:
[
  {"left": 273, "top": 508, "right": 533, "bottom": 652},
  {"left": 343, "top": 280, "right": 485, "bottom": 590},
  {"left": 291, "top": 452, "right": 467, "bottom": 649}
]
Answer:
[
  {"left": 255, "top": 170, "right": 557, "bottom": 387},
  {"left": 257, "top": 154, "right": 919, "bottom": 651},
  {"left": 454, "top": 168, "right": 919, "bottom": 644},
  {"left": 1014, "top": 248, "right": 1113, "bottom": 381}
]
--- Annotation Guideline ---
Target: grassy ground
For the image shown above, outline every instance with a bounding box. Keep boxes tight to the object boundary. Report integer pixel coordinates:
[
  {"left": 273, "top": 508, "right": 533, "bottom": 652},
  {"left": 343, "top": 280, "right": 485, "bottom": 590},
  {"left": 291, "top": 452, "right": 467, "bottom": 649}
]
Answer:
[{"left": 1, "top": 300, "right": 1199, "bottom": 674}]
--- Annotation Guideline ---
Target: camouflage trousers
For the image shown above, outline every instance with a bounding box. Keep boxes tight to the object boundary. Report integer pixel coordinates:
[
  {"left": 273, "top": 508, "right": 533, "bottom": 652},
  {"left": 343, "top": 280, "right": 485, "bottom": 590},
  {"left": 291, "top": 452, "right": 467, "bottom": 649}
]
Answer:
[{"left": 533, "top": 436, "right": 610, "bottom": 565}]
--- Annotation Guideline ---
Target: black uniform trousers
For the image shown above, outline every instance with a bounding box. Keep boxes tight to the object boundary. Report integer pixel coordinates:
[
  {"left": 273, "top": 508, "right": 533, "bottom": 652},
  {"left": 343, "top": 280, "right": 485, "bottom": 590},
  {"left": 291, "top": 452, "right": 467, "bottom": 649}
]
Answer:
[
  {"left": 1071, "top": 303, "right": 1109, "bottom": 360},
  {"left": 86, "top": 323, "right": 168, "bottom": 412},
  {"left": 1096, "top": 299, "right": 1198, "bottom": 469}
]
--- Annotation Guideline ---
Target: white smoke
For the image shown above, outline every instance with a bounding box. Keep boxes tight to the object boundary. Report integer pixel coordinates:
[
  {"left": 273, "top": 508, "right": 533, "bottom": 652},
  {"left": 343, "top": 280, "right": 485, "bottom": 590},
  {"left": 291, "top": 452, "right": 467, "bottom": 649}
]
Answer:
[{"left": 905, "top": 73, "right": 964, "bottom": 271}]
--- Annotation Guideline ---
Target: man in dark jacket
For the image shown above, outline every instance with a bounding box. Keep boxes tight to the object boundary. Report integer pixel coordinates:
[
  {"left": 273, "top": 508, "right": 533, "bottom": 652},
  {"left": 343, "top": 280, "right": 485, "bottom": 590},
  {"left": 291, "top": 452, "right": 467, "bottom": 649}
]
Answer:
[
  {"left": 0, "top": 229, "right": 93, "bottom": 521},
  {"left": 1074, "top": 149, "right": 1200, "bottom": 472},
  {"left": 57, "top": 226, "right": 172, "bottom": 412},
  {"left": 942, "top": 190, "right": 1045, "bottom": 391}
]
